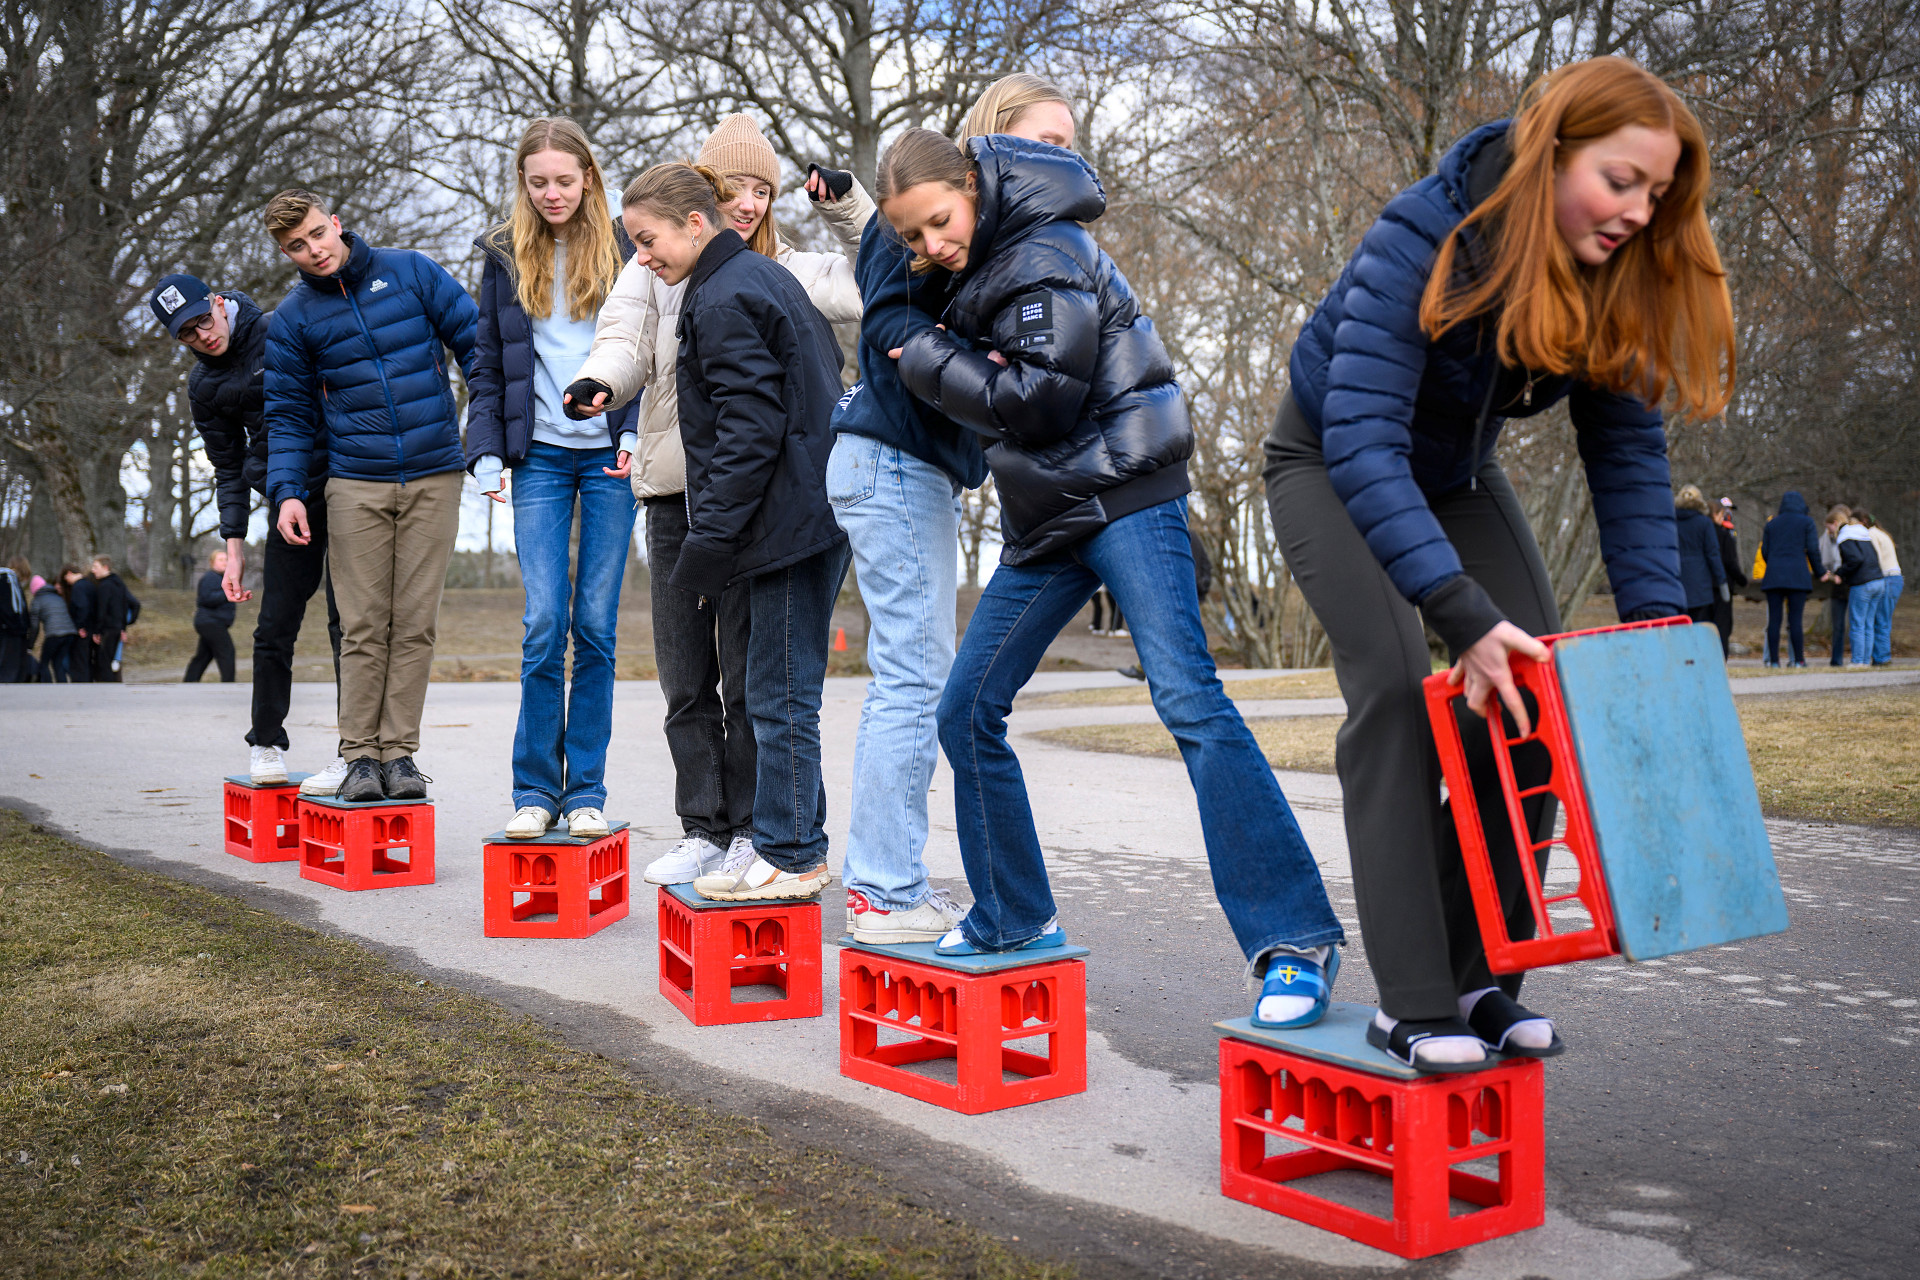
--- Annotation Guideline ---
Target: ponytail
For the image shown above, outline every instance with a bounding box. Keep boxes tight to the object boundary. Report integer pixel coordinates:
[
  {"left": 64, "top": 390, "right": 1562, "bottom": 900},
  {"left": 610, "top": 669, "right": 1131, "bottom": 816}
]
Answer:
[{"left": 621, "top": 163, "right": 736, "bottom": 231}]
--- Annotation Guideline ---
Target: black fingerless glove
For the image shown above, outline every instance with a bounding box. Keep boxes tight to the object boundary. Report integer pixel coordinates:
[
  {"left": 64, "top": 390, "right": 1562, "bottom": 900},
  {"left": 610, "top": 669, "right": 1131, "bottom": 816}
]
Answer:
[
  {"left": 562, "top": 378, "right": 611, "bottom": 420},
  {"left": 807, "top": 163, "right": 854, "bottom": 201}
]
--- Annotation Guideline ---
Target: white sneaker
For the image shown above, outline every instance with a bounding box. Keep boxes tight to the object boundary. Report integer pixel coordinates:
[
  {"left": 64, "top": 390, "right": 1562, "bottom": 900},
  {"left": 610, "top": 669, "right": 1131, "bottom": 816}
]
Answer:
[
  {"left": 643, "top": 834, "right": 727, "bottom": 885},
  {"left": 249, "top": 744, "right": 289, "bottom": 785},
  {"left": 504, "top": 806, "right": 552, "bottom": 839},
  {"left": 725, "top": 832, "right": 755, "bottom": 868},
  {"left": 848, "top": 886, "right": 966, "bottom": 944},
  {"left": 693, "top": 847, "right": 833, "bottom": 901},
  {"left": 299, "top": 757, "right": 349, "bottom": 796},
  {"left": 566, "top": 807, "right": 610, "bottom": 839}
]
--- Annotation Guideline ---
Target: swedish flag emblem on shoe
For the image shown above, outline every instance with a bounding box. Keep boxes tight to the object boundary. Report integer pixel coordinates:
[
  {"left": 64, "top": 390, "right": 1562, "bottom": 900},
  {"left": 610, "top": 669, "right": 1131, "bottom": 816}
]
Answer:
[{"left": 1249, "top": 947, "right": 1341, "bottom": 1030}]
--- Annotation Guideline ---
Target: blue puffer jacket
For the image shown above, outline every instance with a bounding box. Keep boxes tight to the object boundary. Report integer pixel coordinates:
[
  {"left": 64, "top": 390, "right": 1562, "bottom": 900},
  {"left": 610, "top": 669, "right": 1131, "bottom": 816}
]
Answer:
[
  {"left": 1287, "top": 120, "right": 1684, "bottom": 646},
  {"left": 266, "top": 231, "right": 478, "bottom": 503},
  {"left": 1674, "top": 505, "right": 1726, "bottom": 609},
  {"left": 1757, "top": 491, "right": 1823, "bottom": 591}
]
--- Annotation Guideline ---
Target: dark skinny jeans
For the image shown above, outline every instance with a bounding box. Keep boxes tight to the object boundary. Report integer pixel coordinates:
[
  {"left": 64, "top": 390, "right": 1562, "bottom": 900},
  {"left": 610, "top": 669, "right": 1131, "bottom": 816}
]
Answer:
[{"left": 1764, "top": 589, "right": 1809, "bottom": 665}]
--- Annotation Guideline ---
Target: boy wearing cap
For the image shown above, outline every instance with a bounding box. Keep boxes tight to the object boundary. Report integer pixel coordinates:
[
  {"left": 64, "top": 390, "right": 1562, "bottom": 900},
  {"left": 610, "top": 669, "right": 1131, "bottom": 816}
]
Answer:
[
  {"left": 150, "top": 274, "right": 345, "bottom": 789},
  {"left": 261, "top": 190, "right": 477, "bottom": 803}
]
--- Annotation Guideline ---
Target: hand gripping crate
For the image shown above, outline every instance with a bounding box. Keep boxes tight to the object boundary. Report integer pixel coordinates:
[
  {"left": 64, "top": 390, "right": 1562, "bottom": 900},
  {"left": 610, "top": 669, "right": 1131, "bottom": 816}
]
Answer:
[
  {"left": 222, "top": 774, "right": 310, "bottom": 863},
  {"left": 297, "top": 794, "right": 435, "bottom": 891},
  {"left": 1218, "top": 1005, "right": 1544, "bottom": 1258},
  {"left": 656, "top": 884, "right": 822, "bottom": 1025},
  {"left": 482, "top": 823, "right": 630, "bottom": 939},
  {"left": 839, "top": 938, "right": 1088, "bottom": 1114},
  {"left": 1422, "top": 617, "right": 1789, "bottom": 972}
]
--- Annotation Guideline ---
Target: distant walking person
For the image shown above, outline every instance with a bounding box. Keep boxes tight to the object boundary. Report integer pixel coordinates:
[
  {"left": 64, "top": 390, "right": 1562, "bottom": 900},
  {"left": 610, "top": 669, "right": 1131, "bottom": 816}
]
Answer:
[
  {"left": 84, "top": 556, "right": 140, "bottom": 682},
  {"left": 1711, "top": 498, "right": 1745, "bottom": 657},
  {"left": 1858, "top": 511, "right": 1902, "bottom": 666},
  {"left": 1673, "top": 485, "right": 1726, "bottom": 636},
  {"left": 33, "top": 568, "right": 78, "bottom": 682},
  {"left": 183, "top": 549, "right": 238, "bottom": 682},
  {"left": 1758, "top": 492, "right": 1822, "bottom": 667},
  {"left": 1819, "top": 504, "right": 1852, "bottom": 666}
]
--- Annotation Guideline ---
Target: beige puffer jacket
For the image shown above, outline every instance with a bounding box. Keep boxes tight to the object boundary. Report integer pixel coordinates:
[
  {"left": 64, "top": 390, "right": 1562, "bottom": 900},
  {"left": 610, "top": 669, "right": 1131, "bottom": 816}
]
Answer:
[{"left": 575, "top": 181, "right": 875, "bottom": 499}]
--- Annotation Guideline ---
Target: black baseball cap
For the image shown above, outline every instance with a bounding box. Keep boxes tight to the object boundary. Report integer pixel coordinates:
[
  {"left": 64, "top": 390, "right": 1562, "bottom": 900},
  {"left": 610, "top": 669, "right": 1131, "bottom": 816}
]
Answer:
[{"left": 149, "top": 274, "right": 212, "bottom": 337}]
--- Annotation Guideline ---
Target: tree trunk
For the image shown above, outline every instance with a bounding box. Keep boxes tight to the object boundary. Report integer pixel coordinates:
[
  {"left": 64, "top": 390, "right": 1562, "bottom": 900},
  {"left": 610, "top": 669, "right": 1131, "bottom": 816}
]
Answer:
[{"left": 146, "top": 423, "right": 177, "bottom": 587}]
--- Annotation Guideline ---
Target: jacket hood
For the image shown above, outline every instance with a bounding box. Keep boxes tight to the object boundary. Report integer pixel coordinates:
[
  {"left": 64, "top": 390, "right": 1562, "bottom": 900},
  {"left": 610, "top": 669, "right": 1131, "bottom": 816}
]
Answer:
[
  {"left": 297, "top": 229, "right": 374, "bottom": 292},
  {"left": 1837, "top": 523, "right": 1873, "bottom": 543},
  {"left": 964, "top": 136, "right": 1105, "bottom": 272},
  {"left": 1778, "top": 490, "right": 1808, "bottom": 515},
  {"left": 1436, "top": 121, "right": 1514, "bottom": 213},
  {"left": 195, "top": 291, "right": 264, "bottom": 370}
]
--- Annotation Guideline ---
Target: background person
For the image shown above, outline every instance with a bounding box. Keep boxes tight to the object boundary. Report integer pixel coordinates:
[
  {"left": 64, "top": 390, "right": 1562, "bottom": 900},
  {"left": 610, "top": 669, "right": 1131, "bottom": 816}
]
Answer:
[
  {"left": 1674, "top": 484, "right": 1726, "bottom": 633},
  {"left": 1758, "top": 491, "right": 1822, "bottom": 666},
  {"left": 1858, "top": 510, "right": 1902, "bottom": 665},
  {"left": 183, "top": 549, "right": 238, "bottom": 682},
  {"left": 1819, "top": 503, "right": 1853, "bottom": 665},
  {"left": 1712, "top": 498, "right": 1745, "bottom": 656},
  {"left": 1831, "top": 512, "right": 1884, "bottom": 667},
  {"left": 63, "top": 566, "right": 94, "bottom": 684},
  {"left": 33, "top": 566, "right": 78, "bottom": 682},
  {"left": 84, "top": 555, "right": 139, "bottom": 682},
  {"left": 0, "top": 556, "right": 31, "bottom": 682}
]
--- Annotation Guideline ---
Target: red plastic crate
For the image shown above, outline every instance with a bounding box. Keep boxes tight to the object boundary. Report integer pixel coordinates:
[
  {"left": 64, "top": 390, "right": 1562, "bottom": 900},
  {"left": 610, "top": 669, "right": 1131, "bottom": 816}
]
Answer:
[
  {"left": 1220, "top": 1018, "right": 1544, "bottom": 1259},
  {"left": 483, "top": 824, "right": 630, "bottom": 938},
  {"left": 839, "top": 941, "right": 1087, "bottom": 1114},
  {"left": 222, "top": 774, "right": 308, "bottom": 863},
  {"left": 1421, "top": 617, "right": 1689, "bottom": 973},
  {"left": 657, "top": 885, "right": 821, "bottom": 1025},
  {"left": 297, "top": 795, "right": 435, "bottom": 890}
]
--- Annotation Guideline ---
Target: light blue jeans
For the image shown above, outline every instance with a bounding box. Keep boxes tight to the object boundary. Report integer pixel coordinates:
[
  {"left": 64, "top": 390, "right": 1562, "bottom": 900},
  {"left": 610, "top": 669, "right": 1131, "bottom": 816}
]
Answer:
[
  {"left": 1848, "top": 577, "right": 1888, "bottom": 667},
  {"left": 1875, "top": 574, "right": 1903, "bottom": 664},
  {"left": 827, "top": 432, "right": 964, "bottom": 911},
  {"left": 510, "top": 441, "right": 637, "bottom": 815}
]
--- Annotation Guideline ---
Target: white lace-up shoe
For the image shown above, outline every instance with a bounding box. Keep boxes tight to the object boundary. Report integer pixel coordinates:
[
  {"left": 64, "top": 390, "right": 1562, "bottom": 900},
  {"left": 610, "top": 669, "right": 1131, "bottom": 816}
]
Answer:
[
  {"left": 299, "top": 756, "right": 349, "bottom": 796},
  {"left": 693, "top": 845, "right": 832, "bottom": 901},
  {"left": 504, "top": 806, "right": 552, "bottom": 839},
  {"left": 643, "top": 834, "right": 727, "bottom": 886},
  {"left": 249, "top": 744, "right": 288, "bottom": 785},
  {"left": 566, "top": 807, "right": 610, "bottom": 839},
  {"left": 847, "top": 887, "right": 966, "bottom": 944}
]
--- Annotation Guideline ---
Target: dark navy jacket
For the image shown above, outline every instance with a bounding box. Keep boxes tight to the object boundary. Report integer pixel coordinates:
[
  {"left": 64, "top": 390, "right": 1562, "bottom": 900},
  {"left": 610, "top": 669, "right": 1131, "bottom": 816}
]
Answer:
[
  {"left": 1674, "top": 506, "right": 1726, "bottom": 609},
  {"left": 899, "top": 136, "right": 1192, "bottom": 563},
  {"left": 192, "top": 291, "right": 329, "bottom": 535},
  {"left": 266, "top": 231, "right": 478, "bottom": 503},
  {"left": 464, "top": 220, "right": 638, "bottom": 467},
  {"left": 1287, "top": 121, "right": 1684, "bottom": 644},
  {"left": 1757, "top": 491, "right": 1823, "bottom": 591},
  {"left": 831, "top": 214, "right": 987, "bottom": 489}
]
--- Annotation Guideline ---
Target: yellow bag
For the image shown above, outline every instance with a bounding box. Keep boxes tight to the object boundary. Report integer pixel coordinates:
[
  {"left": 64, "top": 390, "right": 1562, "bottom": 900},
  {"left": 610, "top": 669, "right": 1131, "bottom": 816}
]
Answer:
[{"left": 1752, "top": 543, "right": 1767, "bottom": 582}]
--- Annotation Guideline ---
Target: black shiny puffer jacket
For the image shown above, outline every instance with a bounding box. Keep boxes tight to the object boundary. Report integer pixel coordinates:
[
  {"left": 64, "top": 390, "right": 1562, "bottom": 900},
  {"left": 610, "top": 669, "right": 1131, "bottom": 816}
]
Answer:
[{"left": 899, "top": 136, "right": 1192, "bottom": 563}]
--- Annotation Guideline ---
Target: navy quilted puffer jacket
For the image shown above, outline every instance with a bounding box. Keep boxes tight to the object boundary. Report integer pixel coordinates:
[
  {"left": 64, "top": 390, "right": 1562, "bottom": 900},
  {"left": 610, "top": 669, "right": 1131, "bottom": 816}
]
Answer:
[
  {"left": 266, "top": 231, "right": 478, "bottom": 503},
  {"left": 899, "top": 136, "right": 1192, "bottom": 563},
  {"left": 1286, "top": 121, "right": 1684, "bottom": 635}
]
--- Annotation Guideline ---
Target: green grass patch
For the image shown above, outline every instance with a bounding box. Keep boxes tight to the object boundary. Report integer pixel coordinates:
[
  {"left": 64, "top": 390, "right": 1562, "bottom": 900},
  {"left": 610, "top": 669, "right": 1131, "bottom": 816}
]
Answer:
[{"left": 0, "top": 810, "right": 1067, "bottom": 1279}]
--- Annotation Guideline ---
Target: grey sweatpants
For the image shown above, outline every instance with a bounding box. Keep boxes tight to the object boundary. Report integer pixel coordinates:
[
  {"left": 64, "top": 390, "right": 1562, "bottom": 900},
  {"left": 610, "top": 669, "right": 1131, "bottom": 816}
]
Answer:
[{"left": 1264, "top": 394, "right": 1559, "bottom": 1021}]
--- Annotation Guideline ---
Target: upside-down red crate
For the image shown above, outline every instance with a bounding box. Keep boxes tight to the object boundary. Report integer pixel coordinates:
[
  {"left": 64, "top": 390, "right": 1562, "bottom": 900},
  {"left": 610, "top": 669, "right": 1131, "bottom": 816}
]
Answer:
[
  {"left": 482, "top": 823, "right": 630, "bottom": 938},
  {"left": 839, "top": 938, "right": 1088, "bottom": 1114},
  {"left": 1423, "top": 616, "right": 1787, "bottom": 973},
  {"left": 1218, "top": 1006, "right": 1544, "bottom": 1259},
  {"left": 222, "top": 774, "right": 309, "bottom": 863},
  {"left": 297, "top": 795, "right": 435, "bottom": 890},
  {"left": 656, "top": 884, "right": 821, "bottom": 1024}
]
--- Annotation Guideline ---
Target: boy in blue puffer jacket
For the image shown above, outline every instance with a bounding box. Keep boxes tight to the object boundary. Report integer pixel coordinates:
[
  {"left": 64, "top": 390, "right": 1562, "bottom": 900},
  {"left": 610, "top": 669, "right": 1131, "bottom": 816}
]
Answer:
[{"left": 262, "top": 189, "right": 478, "bottom": 803}]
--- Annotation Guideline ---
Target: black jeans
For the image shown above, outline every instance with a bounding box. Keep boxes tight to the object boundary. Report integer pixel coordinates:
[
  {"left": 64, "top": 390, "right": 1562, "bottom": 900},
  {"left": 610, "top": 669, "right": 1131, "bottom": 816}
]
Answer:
[
  {"left": 1765, "top": 589, "right": 1808, "bottom": 665},
  {"left": 745, "top": 539, "right": 851, "bottom": 871},
  {"left": 249, "top": 495, "right": 343, "bottom": 750},
  {"left": 185, "top": 621, "right": 236, "bottom": 682},
  {"left": 1826, "top": 589, "right": 1849, "bottom": 665},
  {"left": 1264, "top": 393, "right": 1557, "bottom": 1021},
  {"left": 38, "top": 634, "right": 76, "bottom": 683},
  {"left": 645, "top": 496, "right": 754, "bottom": 844},
  {"left": 91, "top": 630, "right": 123, "bottom": 682},
  {"left": 1711, "top": 596, "right": 1734, "bottom": 657}
]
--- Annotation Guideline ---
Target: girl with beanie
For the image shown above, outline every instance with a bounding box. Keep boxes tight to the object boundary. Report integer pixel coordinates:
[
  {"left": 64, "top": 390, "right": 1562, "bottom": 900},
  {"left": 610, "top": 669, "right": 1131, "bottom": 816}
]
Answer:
[
  {"left": 830, "top": 73, "right": 1075, "bottom": 947},
  {"left": 465, "top": 118, "right": 637, "bottom": 840},
  {"left": 609, "top": 161, "right": 848, "bottom": 900},
  {"left": 878, "top": 126, "right": 1346, "bottom": 1030},
  {"left": 1263, "top": 58, "right": 1733, "bottom": 1070},
  {"left": 568, "top": 114, "right": 871, "bottom": 888}
]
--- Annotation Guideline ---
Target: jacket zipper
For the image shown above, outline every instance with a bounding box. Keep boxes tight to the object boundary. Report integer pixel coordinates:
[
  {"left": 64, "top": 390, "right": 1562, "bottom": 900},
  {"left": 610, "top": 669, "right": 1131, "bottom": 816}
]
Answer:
[{"left": 340, "top": 275, "right": 411, "bottom": 487}]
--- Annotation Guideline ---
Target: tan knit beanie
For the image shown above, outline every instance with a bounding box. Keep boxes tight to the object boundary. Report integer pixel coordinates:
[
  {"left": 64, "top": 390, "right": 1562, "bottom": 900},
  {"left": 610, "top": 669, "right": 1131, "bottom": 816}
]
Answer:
[{"left": 699, "top": 114, "right": 782, "bottom": 196}]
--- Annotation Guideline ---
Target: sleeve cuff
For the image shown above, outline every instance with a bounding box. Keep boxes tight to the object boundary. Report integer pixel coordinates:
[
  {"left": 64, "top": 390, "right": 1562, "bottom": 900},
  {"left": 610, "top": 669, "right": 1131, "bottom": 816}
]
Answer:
[
  {"left": 1620, "top": 605, "right": 1682, "bottom": 623},
  {"left": 473, "top": 455, "right": 504, "bottom": 492},
  {"left": 668, "top": 539, "right": 735, "bottom": 599},
  {"left": 1418, "top": 574, "right": 1507, "bottom": 657},
  {"left": 617, "top": 431, "right": 639, "bottom": 457}
]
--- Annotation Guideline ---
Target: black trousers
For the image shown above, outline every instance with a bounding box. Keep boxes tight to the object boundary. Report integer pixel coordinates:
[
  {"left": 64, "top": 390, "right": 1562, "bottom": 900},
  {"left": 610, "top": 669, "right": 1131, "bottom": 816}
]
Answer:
[
  {"left": 91, "top": 630, "right": 123, "bottom": 682},
  {"left": 645, "top": 496, "right": 754, "bottom": 843},
  {"left": 1827, "top": 590, "right": 1849, "bottom": 665},
  {"left": 1711, "top": 596, "right": 1734, "bottom": 657},
  {"left": 1765, "top": 589, "right": 1808, "bottom": 664},
  {"left": 1265, "top": 394, "right": 1557, "bottom": 1021},
  {"left": 39, "top": 634, "right": 76, "bottom": 682},
  {"left": 249, "top": 496, "right": 343, "bottom": 750},
  {"left": 185, "top": 620, "right": 236, "bottom": 682}
]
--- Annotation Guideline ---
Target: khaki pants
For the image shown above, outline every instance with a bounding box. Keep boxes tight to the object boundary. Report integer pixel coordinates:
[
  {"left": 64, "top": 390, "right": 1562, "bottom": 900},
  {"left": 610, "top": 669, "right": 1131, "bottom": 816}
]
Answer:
[{"left": 326, "top": 470, "right": 462, "bottom": 761}]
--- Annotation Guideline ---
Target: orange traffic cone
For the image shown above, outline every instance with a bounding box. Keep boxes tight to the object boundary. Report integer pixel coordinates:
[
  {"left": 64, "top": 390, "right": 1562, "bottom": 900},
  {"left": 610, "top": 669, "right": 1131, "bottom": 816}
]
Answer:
[{"left": 833, "top": 627, "right": 848, "bottom": 652}]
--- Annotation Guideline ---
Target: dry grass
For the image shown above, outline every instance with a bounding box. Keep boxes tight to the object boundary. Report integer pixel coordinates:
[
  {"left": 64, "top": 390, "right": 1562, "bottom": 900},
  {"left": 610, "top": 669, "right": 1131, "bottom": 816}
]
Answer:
[
  {"left": 0, "top": 809, "right": 1066, "bottom": 1280},
  {"left": 1031, "top": 715, "right": 1343, "bottom": 774},
  {"left": 1018, "top": 670, "right": 1344, "bottom": 710}
]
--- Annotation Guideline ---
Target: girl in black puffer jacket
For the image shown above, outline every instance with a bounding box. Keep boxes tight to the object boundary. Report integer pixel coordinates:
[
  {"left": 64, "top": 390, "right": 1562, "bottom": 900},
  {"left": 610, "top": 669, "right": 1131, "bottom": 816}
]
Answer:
[{"left": 882, "top": 129, "right": 1344, "bottom": 1028}]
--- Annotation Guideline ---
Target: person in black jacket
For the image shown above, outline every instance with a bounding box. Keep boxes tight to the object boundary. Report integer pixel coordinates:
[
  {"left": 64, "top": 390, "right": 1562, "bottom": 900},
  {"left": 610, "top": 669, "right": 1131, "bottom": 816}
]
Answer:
[
  {"left": 62, "top": 567, "right": 94, "bottom": 684},
  {"left": 1673, "top": 485, "right": 1726, "bottom": 634},
  {"left": 881, "top": 127, "right": 1344, "bottom": 1031},
  {"left": 84, "top": 556, "right": 139, "bottom": 682},
  {"left": 183, "top": 549, "right": 237, "bottom": 682},
  {"left": 617, "top": 163, "right": 851, "bottom": 903},
  {"left": 1757, "top": 491, "right": 1823, "bottom": 666},
  {"left": 1711, "top": 499, "right": 1745, "bottom": 656},
  {"left": 153, "top": 272, "right": 343, "bottom": 786}
]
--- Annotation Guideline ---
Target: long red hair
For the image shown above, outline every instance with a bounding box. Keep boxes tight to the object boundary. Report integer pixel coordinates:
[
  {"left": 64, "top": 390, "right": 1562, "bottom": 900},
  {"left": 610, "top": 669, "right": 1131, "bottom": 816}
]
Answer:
[{"left": 1420, "top": 58, "right": 1735, "bottom": 420}]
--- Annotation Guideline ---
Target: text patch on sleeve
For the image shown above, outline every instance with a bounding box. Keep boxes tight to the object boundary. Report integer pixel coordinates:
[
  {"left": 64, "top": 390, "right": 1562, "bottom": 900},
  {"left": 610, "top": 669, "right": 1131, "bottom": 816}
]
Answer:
[{"left": 1008, "top": 291, "right": 1054, "bottom": 351}]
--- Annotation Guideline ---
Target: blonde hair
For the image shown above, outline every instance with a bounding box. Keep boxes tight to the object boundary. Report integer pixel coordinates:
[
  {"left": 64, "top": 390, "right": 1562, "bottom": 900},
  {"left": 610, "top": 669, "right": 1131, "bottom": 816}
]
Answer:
[
  {"left": 960, "top": 73, "right": 1071, "bottom": 146},
  {"left": 722, "top": 173, "right": 781, "bottom": 259},
  {"left": 1420, "top": 57, "right": 1736, "bottom": 421},
  {"left": 621, "top": 163, "right": 735, "bottom": 230},
  {"left": 1675, "top": 484, "right": 1710, "bottom": 515},
  {"left": 874, "top": 127, "right": 977, "bottom": 275},
  {"left": 510, "top": 119, "right": 621, "bottom": 321},
  {"left": 263, "top": 189, "right": 327, "bottom": 237}
]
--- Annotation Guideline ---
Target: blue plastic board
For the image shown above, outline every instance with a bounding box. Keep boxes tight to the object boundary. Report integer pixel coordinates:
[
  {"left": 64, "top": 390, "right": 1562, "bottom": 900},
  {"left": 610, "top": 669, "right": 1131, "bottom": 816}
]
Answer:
[
  {"left": 1554, "top": 623, "right": 1788, "bottom": 959},
  {"left": 662, "top": 881, "right": 822, "bottom": 913},
  {"left": 224, "top": 773, "right": 313, "bottom": 789},
  {"left": 1215, "top": 1004, "right": 1503, "bottom": 1081},
  {"left": 300, "top": 792, "right": 427, "bottom": 810},
  {"left": 482, "top": 821, "right": 629, "bottom": 845},
  {"left": 837, "top": 934, "right": 1090, "bottom": 974}
]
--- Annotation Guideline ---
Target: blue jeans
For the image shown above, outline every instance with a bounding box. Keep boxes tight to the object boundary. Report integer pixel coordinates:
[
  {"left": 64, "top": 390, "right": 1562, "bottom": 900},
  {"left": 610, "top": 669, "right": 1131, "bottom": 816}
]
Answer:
[
  {"left": 510, "top": 441, "right": 636, "bottom": 815},
  {"left": 1848, "top": 578, "right": 1887, "bottom": 666},
  {"left": 828, "top": 433, "right": 964, "bottom": 911},
  {"left": 937, "top": 497, "right": 1344, "bottom": 961},
  {"left": 745, "top": 540, "right": 852, "bottom": 872},
  {"left": 1876, "top": 574, "right": 1903, "bottom": 663}
]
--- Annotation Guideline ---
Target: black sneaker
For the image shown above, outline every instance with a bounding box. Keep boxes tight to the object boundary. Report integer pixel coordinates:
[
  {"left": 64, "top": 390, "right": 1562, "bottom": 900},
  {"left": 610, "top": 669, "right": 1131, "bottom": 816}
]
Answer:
[
  {"left": 382, "top": 756, "right": 430, "bottom": 800},
  {"left": 338, "top": 757, "right": 386, "bottom": 803}
]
